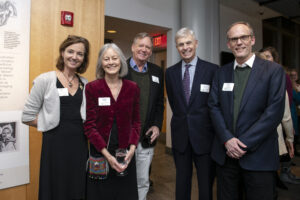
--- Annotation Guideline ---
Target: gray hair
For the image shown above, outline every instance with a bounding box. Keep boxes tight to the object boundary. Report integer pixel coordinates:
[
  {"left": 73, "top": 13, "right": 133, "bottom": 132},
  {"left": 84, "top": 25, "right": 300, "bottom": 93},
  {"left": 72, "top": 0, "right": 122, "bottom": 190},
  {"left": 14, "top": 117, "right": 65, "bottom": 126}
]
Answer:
[
  {"left": 96, "top": 43, "right": 128, "bottom": 79},
  {"left": 133, "top": 32, "right": 153, "bottom": 48},
  {"left": 226, "top": 21, "right": 254, "bottom": 39},
  {"left": 175, "top": 27, "right": 197, "bottom": 43}
]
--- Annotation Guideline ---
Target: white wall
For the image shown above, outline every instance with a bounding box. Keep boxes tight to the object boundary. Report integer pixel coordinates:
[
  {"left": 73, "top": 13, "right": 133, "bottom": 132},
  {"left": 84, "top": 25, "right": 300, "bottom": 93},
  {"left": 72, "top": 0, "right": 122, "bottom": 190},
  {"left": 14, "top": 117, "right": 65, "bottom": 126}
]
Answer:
[
  {"left": 105, "top": 0, "right": 179, "bottom": 29},
  {"left": 220, "top": 4, "right": 263, "bottom": 53},
  {"left": 105, "top": 0, "right": 181, "bottom": 65}
]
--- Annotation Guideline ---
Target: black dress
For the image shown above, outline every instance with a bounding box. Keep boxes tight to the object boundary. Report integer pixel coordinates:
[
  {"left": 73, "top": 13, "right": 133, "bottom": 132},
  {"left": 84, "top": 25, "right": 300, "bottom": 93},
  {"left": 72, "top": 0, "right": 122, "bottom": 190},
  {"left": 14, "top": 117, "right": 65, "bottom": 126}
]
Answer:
[
  {"left": 39, "top": 79, "right": 88, "bottom": 200},
  {"left": 86, "top": 118, "right": 138, "bottom": 200}
]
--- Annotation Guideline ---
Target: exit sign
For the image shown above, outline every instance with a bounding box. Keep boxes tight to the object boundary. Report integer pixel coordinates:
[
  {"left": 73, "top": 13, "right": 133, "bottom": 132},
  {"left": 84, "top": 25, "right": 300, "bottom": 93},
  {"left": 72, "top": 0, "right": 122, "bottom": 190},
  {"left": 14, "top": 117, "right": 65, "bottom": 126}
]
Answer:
[{"left": 153, "top": 35, "right": 167, "bottom": 48}]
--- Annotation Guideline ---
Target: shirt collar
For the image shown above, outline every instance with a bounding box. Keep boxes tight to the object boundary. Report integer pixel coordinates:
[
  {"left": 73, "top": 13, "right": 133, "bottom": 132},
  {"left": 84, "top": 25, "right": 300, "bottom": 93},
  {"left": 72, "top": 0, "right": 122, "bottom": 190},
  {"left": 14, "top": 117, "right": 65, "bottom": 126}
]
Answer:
[
  {"left": 234, "top": 54, "right": 255, "bottom": 70},
  {"left": 130, "top": 57, "right": 148, "bottom": 73},
  {"left": 182, "top": 56, "right": 198, "bottom": 68}
]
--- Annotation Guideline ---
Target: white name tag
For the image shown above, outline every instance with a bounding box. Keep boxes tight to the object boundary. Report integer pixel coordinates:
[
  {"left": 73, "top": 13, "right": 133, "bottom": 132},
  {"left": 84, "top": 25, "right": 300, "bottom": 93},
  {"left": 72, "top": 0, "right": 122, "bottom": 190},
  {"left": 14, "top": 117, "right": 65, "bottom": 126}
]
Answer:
[
  {"left": 98, "top": 97, "right": 111, "bottom": 106},
  {"left": 200, "top": 84, "right": 210, "bottom": 93},
  {"left": 152, "top": 76, "right": 159, "bottom": 84},
  {"left": 57, "top": 88, "right": 69, "bottom": 96},
  {"left": 222, "top": 83, "right": 234, "bottom": 91}
]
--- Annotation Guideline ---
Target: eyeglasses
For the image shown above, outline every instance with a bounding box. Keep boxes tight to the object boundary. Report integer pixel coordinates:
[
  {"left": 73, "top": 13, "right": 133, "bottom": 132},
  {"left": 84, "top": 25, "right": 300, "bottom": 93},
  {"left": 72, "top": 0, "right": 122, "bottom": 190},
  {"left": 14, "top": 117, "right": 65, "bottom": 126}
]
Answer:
[{"left": 228, "top": 35, "right": 252, "bottom": 44}]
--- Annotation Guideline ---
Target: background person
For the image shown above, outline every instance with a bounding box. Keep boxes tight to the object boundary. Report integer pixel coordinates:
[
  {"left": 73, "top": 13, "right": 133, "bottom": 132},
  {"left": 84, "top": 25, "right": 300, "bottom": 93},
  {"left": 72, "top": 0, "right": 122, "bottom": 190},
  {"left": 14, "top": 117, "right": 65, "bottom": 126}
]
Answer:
[
  {"left": 124, "top": 32, "right": 164, "bottom": 200},
  {"left": 259, "top": 47, "right": 300, "bottom": 187},
  {"left": 22, "top": 35, "right": 90, "bottom": 200},
  {"left": 259, "top": 47, "right": 292, "bottom": 104},
  {"left": 288, "top": 68, "right": 300, "bottom": 157},
  {"left": 84, "top": 43, "right": 140, "bottom": 200}
]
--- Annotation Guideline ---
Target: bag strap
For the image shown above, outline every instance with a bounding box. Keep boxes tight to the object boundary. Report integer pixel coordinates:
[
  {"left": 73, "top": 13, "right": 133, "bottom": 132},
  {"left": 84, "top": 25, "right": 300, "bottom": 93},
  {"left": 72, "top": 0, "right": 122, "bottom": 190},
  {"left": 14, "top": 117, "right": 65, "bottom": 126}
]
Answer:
[{"left": 88, "top": 130, "right": 112, "bottom": 157}]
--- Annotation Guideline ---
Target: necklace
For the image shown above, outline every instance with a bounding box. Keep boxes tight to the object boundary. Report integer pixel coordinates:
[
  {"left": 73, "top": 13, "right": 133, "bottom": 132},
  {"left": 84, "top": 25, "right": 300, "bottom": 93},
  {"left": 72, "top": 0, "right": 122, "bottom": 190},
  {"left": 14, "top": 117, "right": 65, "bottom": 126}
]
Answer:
[
  {"left": 61, "top": 71, "right": 76, "bottom": 87},
  {"left": 107, "top": 79, "right": 122, "bottom": 100}
]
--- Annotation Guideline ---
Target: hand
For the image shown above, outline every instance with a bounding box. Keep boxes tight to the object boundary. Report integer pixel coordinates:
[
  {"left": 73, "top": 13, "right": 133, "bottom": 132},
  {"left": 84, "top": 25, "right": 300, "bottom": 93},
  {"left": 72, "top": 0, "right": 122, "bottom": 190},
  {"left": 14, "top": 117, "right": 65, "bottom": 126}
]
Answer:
[
  {"left": 296, "top": 84, "right": 300, "bottom": 92},
  {"left": 24, "top": 118, "right": 38, "bottom": 128},
  {"left": 225, "top": 138, "right": 247, "bottom": 159},
  {"left": 107, "top": 154, "right": 126, "bottom": 173},
  {"left": 6, "top": 137, "right": 16, "bottom": 142},
  {"left": 124, "top": 145, "right": 136, "bottom": 165},
  {"left": 146, "top": 126, "right": 160, "bottom": 144},
  {"left": 286, "top": 140, "right": 294, "bottom": 158},
  {"left": 101, "top": 148, "right": 126, "bottom": 173}
]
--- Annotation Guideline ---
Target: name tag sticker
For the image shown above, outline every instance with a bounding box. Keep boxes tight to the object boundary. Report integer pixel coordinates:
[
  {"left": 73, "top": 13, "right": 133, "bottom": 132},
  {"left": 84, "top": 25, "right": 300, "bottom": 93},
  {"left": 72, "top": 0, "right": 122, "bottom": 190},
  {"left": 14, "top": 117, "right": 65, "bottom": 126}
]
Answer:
[
  {"left": 57, "top": 88, "right": 69, "bottom": 96},
  {"left": 98, "top": 97, "right": 111, "bottom": 106},
  {"left": 200, "top": 84, "right": 210, "bottom": 93},
  {"left": 152, "top": 76, "right": 159, "bottom": 84},
  {"left": 222, "top": 83, "right": 234, "bottom": 91}
]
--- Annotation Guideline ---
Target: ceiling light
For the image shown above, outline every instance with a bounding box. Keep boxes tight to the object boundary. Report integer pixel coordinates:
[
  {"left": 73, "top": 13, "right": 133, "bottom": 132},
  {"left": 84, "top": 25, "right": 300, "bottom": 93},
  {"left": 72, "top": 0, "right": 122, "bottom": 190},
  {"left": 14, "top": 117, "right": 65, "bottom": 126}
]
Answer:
[{"left": 107, "top": 30, "right": 117, "bottom": 33}]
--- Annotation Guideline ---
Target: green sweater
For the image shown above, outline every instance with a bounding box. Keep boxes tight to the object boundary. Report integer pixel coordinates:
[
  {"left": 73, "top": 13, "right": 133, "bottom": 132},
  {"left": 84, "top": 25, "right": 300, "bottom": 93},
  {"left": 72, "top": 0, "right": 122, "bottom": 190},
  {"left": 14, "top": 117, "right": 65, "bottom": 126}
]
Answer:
[
  {"left": 233, "top": 66, "right": 251, "bottom": 133},
  {"left": 129, "top": 68, "right": 150, "bottom": 137}
]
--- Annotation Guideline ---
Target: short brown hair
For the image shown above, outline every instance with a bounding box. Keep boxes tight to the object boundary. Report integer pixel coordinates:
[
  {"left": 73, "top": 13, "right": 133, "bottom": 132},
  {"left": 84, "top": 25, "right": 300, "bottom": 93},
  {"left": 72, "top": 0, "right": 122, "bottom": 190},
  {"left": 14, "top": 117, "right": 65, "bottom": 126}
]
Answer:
[
  {"left": 226, "top": 21, "right": 254, "bottom": 39},
  {"left": 259, "top": 46, "right": 280, "bottom": 63},
  {"left": 56, "top": 35, "right": 90, "bottom": 74}
]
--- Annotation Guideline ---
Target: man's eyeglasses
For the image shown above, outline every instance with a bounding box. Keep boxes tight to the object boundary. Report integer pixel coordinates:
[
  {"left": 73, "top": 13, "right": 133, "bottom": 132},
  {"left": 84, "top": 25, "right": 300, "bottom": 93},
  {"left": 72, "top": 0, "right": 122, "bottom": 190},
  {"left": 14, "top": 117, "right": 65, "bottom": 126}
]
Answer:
[{"left": 228, "top": 35, "right": 252, "bottom": 44}]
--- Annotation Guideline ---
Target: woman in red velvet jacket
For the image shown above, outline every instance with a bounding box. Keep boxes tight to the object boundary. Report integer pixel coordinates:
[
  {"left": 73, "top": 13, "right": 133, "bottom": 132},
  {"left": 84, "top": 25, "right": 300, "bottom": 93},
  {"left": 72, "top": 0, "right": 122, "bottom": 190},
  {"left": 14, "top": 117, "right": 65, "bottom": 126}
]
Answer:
[{"left": 84, "top": 43, "right": 140, "bottom": 200}]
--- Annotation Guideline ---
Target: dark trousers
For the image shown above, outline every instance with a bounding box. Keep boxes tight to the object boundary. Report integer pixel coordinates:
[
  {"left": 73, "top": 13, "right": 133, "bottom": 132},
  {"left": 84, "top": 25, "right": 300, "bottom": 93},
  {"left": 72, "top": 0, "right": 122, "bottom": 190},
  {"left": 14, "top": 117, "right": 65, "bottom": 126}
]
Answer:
[
  {"left": 172, "top": 141, "right": 215, "bottom": 200},
  {"left": 217, "top": 157, "right": 275, "bottom": 200}
]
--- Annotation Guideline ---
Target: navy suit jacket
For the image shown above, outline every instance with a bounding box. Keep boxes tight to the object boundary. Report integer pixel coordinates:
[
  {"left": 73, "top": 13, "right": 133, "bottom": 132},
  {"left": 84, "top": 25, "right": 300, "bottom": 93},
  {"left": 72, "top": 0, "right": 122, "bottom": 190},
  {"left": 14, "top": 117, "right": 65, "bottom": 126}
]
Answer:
[
  {"left": 208, "top": 56, "right": 286, "bottom": 171},
  {"left": 166, "top": 57, "right": 218, "bottom": 154}
]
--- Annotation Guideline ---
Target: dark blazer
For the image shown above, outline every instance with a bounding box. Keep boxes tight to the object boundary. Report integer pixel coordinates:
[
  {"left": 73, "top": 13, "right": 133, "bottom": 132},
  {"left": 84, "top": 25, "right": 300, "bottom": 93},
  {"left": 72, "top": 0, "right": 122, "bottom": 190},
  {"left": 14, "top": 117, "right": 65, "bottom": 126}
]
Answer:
[
  {"left": 208, "top": 56, "right": 286, "bottom": 171},
  {"left": 165, "top": 57, "right": 218, "bottom": 154},
  {"left": 84, "top": 79, "right": 140, "bottom": 152},
  {"left": 124, "top": 58, "right": 164, "bottom": 147}
]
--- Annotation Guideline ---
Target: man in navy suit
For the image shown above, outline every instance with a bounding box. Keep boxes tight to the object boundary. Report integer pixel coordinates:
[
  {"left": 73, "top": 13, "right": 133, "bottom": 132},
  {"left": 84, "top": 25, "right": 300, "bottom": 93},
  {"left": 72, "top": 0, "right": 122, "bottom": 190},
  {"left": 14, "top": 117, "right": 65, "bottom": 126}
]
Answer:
[
  {"left": 208, "top": 21, "right": 286, "bottom": 200},
  {"left": 165, "top": 27, "right": 218, "bottom": 200}
]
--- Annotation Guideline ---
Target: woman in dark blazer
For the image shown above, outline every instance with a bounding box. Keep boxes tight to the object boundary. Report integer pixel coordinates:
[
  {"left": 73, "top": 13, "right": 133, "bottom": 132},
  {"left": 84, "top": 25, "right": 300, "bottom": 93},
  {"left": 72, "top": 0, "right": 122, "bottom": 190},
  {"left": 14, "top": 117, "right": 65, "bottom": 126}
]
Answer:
[{"left": 84, "top": 43, "right": 140, "bottom": 200}]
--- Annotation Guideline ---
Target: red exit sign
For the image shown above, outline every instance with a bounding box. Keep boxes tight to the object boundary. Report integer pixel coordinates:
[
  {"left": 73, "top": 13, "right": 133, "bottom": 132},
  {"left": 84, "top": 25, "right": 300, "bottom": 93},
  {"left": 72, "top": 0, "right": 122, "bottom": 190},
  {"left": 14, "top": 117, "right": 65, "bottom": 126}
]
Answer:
[{"left": 153, "top": 35, "right": 167, "bottom": 48}]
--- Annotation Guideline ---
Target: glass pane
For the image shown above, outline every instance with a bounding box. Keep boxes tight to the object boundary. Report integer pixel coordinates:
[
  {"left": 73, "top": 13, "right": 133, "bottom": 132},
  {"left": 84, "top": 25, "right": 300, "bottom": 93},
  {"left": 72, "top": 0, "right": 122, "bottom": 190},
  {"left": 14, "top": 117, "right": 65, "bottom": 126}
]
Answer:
[{"left": 282, "top": 34, "right": 296, "bottom": 67}]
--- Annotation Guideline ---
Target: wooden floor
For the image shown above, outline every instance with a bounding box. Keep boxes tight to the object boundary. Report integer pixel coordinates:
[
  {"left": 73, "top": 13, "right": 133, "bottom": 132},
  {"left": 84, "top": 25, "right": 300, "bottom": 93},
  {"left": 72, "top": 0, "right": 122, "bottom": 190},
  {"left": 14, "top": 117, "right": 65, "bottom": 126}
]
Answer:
[{"left": 147, "top": 136, "right": 300, "bottom": 200}]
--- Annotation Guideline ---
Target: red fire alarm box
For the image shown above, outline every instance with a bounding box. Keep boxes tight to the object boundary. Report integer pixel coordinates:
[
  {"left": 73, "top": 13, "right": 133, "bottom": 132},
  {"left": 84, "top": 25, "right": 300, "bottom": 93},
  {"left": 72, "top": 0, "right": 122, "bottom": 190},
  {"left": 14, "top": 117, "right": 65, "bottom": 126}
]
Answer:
[{"left": 61, "top": 11, "right": 73, "bottom": 27}]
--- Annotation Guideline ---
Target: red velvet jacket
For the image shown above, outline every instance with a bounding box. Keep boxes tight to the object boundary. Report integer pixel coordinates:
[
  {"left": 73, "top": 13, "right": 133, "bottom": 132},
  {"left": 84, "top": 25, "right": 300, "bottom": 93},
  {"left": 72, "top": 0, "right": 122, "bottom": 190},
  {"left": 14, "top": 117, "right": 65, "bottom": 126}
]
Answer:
[{"left": 84, "top": 78, "right": 140, "bottom": 152}]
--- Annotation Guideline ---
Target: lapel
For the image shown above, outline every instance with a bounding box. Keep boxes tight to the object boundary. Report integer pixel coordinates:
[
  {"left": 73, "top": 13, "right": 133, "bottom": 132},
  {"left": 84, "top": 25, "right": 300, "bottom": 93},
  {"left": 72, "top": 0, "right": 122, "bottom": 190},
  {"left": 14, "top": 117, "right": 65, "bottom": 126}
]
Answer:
[
  {"left": 238, "top": 57, "right": 264, "bottom": 113},
  {"left": 125, "top": 59, "right": 133, "bottom": 80},
  {"left": 189, "top": 58, "right": 206, "bottom": 106},
  {"left": 225, "top": 63, "right": 234, "bottom": 127},
  {"left": 146, "top": 62, "right": 155, "bottom": 118}
]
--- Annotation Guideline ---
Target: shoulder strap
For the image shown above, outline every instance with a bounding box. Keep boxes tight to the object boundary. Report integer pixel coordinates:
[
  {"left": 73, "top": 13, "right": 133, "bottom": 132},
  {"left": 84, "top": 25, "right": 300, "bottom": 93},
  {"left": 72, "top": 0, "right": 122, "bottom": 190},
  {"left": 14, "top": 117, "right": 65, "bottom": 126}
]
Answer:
[{"left": 88, "top": 130, "right": 112, "bottom": 156}]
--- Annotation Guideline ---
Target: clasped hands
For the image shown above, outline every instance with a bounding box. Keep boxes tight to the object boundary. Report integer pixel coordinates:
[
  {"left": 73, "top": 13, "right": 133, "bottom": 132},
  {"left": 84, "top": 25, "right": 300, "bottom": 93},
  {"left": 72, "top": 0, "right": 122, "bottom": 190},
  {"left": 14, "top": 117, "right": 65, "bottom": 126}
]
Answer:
[
  {"left": 106, "top": 145, "right": 136, "bottom": 173},
  {"left": 225, "top": 137, "right": 247, "bottom": 159}
]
